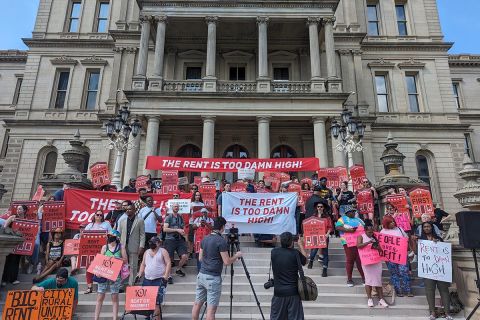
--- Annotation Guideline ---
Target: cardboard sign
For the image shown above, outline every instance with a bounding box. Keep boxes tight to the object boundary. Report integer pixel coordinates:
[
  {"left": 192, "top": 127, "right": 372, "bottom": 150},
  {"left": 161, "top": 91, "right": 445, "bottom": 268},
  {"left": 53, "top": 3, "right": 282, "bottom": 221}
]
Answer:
[
  {"left": 418, "top": 240, "right": 452, "bottom": 283},
  {"left": 238, "top": 168, "right": 255, "bottom": 180},
  {"left": 2, "top": 289, "right": 74, "bottom": 320},
  {"left": 12, "top": 219, "right": 40, "bottom": 255},
  {"left": 194, "top": 225, "right": 212, "bottom": 253},
  {"left": 41, "top": 201, "right": 65, "bottom": 232},
  {"left": 358, "top": 242, "right": 385, "bottom": 266},
  {"left": 350, "top": 165, "right": 367, "bottom": 191},
  {"left": 303, "top": 217, "right": 327, "bottom": 249},
  {"left": 89, "top": 162, "right": 111, "bottom": 189},
  {"left": 78, "top": 230, "right": 107, "bottom": 268},
  {"left": 32, "top": 185, "right": 45, "bottom": 202},
  {"left": 63, "top": 239, "right": 80, "bottom": 255},
  {"left": 394, "top": 212, "right": 412, "bottom": 231},
  {"left": 376, "top": 232, "right": 408, "bottom": 265},
  {"left": 9, "top": 201, "right": 38, "bottom": 220},
  {"left": 231, "top": 182, "right": 246, "bottom": 192},
  {"left": 409, "top": 188, "right": 434, "bottom": 218},
  {"left": 125, "top": 286, "right": 159, "bottom": 312},
  {"left": 87, "top": 253, "right": 123, "bottom": 281},
  {"left": 344, "top": 226, "right": 365, "bottom": 247},
  {"left": 357, "top": 189, "right": 374, "bottom": 217},
  {"left": 178, "top": 176, "right": 189, "bottom": 186},
  {"left": 166, "top": 199, "right": 191, "bottom": 214},
  {"left": 135, "top": 175, "right": 150, "bottom": 191}
]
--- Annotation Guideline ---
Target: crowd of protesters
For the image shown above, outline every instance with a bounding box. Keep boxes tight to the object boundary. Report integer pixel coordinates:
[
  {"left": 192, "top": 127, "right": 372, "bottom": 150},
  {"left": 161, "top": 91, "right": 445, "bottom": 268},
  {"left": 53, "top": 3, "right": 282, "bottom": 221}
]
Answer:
[{"left": 0, "top": 173, "right": 455, "bottom": 320}]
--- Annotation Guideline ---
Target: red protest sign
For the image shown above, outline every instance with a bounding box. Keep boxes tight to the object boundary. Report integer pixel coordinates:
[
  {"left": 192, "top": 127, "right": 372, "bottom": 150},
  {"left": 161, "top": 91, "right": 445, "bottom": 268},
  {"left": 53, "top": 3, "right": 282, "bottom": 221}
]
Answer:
[
  {"left": 89, "top": 162, "right": 111, "bottom": 189},
  {"left": 41, "top": 201, "right": 65, "bottom": 232},
  {"left": 279, "top": 172, "right": 290, "bottom": 182},
  {"left": 350, "top": 165, "right": 366, "bottom": 191},
  {"left": 11, "top": 219, "right": 40, "bottom": 255},
  {"left": 300, "top": 178, "right": 312, "bottom": 188},
  {"left": 135, "top": 175, "right": 150, "bottom": 191},
  {"left": 125, "top": 286, "right": 159, "bottom": 312},
  {"left": 357, "top": 189, "right": 374, "bottom": 217},
  {"left": 161, "top": 170, "right": 179, "bottom": 194},
  {"left": 344, "top": 226, "right": 364, "bottom": 247},
  {"left": 87, "top": 253, "right": 123, "bottom": 281},
  {"left": 194, "top": 225, "right": 212, "bottom": 253},
  {"left": 409, "top": 188, "right": 434, "bottom": 218},
  {"left": 64, "top": 239, "right": 80, "bottom": 255},
  {"left": 376, "top": 232, "right": 408, "bottom": 265},
  {"left": 78, "top": 230, "right": 107, "bottom": 268},
  {"left": 386, "top": 194, "right": 409, "bottom": 215},
  {"left": 301, "top": 190, "right": 313, "bottom": 202},
  {"left": 9, "top": 201, "right": 38, "bottom": 220},
  {"left": 231, "top": 182, "right": 246, "bottom": 192},
  {"left": 394, "top": 212, "right": 411, "bottom": 231},
  {"left": 288, "top": 183, "right": 302, "bottom": 196},
  {"left": 358, "top": 243, "right": 385, "bottom": 266},
  {"left": 193, "top": 176, "right": 202, "bottom": 186},
  {"left": 200, "top": 184, "right": 217, "bottom": 215},
  {"left": 303, "top": 217, "right": 327, "bottom": 249},
  {"left": 32, "top": 185, "right": 45, "bottom": 201}
]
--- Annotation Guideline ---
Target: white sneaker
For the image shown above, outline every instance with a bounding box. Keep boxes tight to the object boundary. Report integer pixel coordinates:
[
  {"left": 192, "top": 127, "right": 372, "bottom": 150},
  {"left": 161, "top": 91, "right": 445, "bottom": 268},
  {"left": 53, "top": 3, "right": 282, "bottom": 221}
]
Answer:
[
  {"left": 12, "top": 280, "right": 20, "bottom": 285},
  {"left": 367, "top": 298, "right": 374, "bottom": 307},
  {"left": 378, "top": 299, "right": 389, "bottom": 308}
]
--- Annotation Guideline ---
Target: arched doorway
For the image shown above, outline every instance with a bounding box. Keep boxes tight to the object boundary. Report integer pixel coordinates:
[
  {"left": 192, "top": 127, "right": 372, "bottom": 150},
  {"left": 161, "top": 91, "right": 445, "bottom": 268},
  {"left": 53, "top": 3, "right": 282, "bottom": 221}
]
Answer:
[
  {"left": 223, "top": 144, "right": 249, "bottom": 182},
  {"left": 271, "top": 144, "right": 297, "bottom": 177},
  {"left": 176, "top": 144, "right": 202, "bottom": 184}
]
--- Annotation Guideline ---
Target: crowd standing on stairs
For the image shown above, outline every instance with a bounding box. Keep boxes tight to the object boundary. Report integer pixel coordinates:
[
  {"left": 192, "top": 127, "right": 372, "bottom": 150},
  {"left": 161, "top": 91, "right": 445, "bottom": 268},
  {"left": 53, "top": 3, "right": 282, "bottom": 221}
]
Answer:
[{"left": 0, "top": 174, "right": 458, "bottom": 320}]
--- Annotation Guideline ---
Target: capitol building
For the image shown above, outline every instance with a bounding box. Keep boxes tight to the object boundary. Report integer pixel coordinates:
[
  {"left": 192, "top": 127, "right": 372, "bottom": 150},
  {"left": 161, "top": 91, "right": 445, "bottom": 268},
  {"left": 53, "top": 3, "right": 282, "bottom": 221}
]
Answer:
[{"left": 0, "top": 0, "right": 479, "bottom": 214}]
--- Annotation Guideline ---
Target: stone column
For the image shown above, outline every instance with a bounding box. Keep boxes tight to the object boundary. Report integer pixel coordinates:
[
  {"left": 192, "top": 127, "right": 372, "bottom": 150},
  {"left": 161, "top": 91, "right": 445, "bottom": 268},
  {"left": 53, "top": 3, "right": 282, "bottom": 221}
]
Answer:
[
  {"left": 257, "top": 17, "right": 271, "bottom": 92},
  {"left": 323, "top": 17, "right": 342, "bottom": 93},
  {"left": 203, "top": 16, "right": 218, "bottom": 92},
  {"left": 201, "top": 116, "right": 216, "bottom": 159},
  {"left": 149, "top": 15, "right": 167, "bottom": 91},
  {"left": 331, "top": 129, "right": 345, "bottom": 167},
  {"left": 132, "top": 16, "right": 151, "bottom": 90},
  {"left": 123, "top": 132, "right": 141, "bottom": 186},
  {"left": 144, "top": 116, "right": 160, "bottom": 176},
  {"left": 257, "top": 116, "right": 271, "bottom": 179},
  {"left": 353, "top": 49, "right": 369, "bottom": 115},
  {"left": 313, "top": 117, "right": 329, "bottom": 168},
  {"left": 307, "top": 17, "right": 325, "bottom": 93}
]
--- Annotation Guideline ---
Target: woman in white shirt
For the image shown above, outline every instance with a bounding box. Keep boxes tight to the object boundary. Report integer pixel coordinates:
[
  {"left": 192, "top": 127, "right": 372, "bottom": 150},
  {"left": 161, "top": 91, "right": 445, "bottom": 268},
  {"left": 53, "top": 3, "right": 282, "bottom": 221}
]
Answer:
[{"left": 85, "top": 210, "right": 112, "bottom": 232}]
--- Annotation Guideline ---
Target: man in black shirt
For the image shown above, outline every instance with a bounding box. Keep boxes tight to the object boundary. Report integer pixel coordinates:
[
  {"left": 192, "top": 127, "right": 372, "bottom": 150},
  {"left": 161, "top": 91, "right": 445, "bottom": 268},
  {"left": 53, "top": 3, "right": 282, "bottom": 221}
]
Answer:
[
  {"left": 122, "top": 178, "right": 137, "bottom": 193},
  {"left": 105, "top": 201, "right": 125, "bottom": 228},
  {"left": 305, "top": 185, "right": 328, "bottom": 219},
  {"left": 270, "top": 232, "right": 307, "bottom": 320}
]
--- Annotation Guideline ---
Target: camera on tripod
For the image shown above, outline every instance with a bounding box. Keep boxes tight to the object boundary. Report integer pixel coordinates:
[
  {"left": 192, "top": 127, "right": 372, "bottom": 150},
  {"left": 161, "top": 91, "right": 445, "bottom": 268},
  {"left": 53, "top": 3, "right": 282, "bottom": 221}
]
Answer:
[{"left": 227, "top": 226, "right": 239, "bottom": 244}]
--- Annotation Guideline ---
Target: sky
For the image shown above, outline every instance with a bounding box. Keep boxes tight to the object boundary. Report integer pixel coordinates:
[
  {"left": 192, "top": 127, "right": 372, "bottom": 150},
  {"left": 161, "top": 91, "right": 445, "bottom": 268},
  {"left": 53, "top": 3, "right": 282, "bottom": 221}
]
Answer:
[{"left": 0, "top": 0, "right": 479, "bottom": 54}]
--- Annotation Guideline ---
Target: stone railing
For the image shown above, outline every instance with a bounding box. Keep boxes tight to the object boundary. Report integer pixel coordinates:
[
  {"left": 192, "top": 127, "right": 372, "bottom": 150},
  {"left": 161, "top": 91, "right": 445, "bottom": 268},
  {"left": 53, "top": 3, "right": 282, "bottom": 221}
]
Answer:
[
  {"left": 217, "top": 81, "right": 257, "bottom": 93},
  {"left": 272, "top": 81, "right": 311, "bottom": 93},
  {"left": 163, "top": 80, "right": 203, "bottom": 92}
]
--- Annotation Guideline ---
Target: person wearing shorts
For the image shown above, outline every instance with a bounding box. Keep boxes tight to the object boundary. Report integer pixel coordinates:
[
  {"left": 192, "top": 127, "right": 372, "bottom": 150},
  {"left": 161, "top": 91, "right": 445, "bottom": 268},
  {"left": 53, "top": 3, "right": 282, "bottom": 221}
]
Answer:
[
  {"left": 191, "top": 217, "right": 242, "bottom": 320},
  {"left": 163, "top": 204, "right": 189, "bottom": 284}
]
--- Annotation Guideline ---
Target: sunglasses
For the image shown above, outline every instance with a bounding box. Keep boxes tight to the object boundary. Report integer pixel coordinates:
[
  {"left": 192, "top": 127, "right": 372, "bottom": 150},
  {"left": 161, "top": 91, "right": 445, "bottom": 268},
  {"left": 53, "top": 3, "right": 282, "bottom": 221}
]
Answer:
[
  {"left": 316, "top": 206, "right": 324, "bottom": 209},
  {"left": 95, "top": 213, "right": 103, "bottom": 216}
]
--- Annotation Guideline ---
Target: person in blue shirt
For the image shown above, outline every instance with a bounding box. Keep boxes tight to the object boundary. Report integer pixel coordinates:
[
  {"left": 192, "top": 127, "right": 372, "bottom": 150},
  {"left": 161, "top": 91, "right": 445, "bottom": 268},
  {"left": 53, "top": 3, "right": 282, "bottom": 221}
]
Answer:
[{"left": 32, "top": 268, "right": 78, "bottom": 313}]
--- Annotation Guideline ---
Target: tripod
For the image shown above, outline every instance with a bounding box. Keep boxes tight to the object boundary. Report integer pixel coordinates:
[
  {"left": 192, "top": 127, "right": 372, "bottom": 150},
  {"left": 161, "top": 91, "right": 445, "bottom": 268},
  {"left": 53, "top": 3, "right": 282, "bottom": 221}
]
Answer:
[{"left": 467, "top": 249, "right": 480, "bottom": 320}]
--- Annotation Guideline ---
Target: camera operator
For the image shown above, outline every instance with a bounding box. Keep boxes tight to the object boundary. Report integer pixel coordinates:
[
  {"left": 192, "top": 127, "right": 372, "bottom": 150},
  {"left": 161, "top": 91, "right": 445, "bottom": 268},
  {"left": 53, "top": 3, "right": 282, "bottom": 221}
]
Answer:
[
  {"left": 163, "top": 203, "right": 189, "bottom": 284},
  {"left": 269, "top": 231, "right": 307, "bottom": 320},
  {"left": 191, "top": 217, "right": 242, "bottom": 320}
]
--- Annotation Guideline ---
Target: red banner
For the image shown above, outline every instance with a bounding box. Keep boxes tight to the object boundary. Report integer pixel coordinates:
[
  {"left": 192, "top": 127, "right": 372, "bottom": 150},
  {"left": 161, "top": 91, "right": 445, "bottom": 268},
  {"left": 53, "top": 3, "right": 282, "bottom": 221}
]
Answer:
[
  {"left": 409, "top": 188, "right": 434, "bottom": 218},
  {"left": 41, "top": 201, "right": 65, "bottom": 232},
  {"left": 12, "top": 219, "right": 39, "bottom": 255},
  {"left": 64, "top": 239, "right": 80, "bottom": 255},
  {"left": 350, "top": 165, "right": 367, "bottom": 191},
  {"left": 303, "top": 217, "right": 327, "bottom": 249},
  {"left": 78, "top": 230, "right": 107, "bottom": 268},
  {"left": 64, "top": 189, "right": 190, "bottom": 229},
  {"left": 87, "top": 253, "right": 123, "bottom": 281},
  {"left": 9, "top": 201, "right": 38, "bottom": 220},
  {"left": 125, "top": 286, "right": 159, "bottom": 312},
  {"left": 357, "top": 189, "right": 374, "bottom": 217},
  {"left": 89, "top": 162, "right": 111, "bottom": 189},
  {"left": 146, "top": 156, "right": 320, "bottom": 172}
]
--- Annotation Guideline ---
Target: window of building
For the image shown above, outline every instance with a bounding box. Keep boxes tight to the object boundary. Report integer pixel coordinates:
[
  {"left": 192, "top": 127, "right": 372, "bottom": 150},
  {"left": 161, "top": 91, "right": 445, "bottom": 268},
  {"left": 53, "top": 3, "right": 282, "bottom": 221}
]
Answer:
[
  {"left": 273, "top": 67, "right": 289, "bottom": 81},
  {"left": 176, "top": 144, "right": 202, "bottom": 183},
  {"left": 396, "top": 4, "right": 408, "bottom": 36},
  {"left": 271, "top": 145, "right": 297, "bottom": 158},
  {"left": 416, "top": 155, "right": 431, "bottom": 186},
  {"left": 84, "top": 70, "right": 100, "bottom": 110},
  {"left": 452, "top": 82, "right": 461, "bottom": 109},
  {"left": 12, "top": 77, "right": 23, "bottom": 105},
  {"left": 68, "top": 1, "right": 82, "bottom": 32},
  {"left": 52, "top": 70, "right": 70, "bottom": 109},
  {"left": 229, "top": 65, "right": 246, "bottom": 81},
  {"left": 96, "top": 1, "right": 109, "bottom": 33},
  {"left": 0, "top": 129, "right": 10, "bottom": 159},
  {"left": 43, "top": 151, "right": 58, "bottom": 174},
  {"left": 185, "top": 66, "right": 202, "bottom": 80},
  {"left": 405, "top": 74, "right": 419, "bottom": 112},
  {"left": 465, "top": 133, "right": 475, "bottom": 161},
  {"left": 375, "top": 75, "right": 389, "bottom": 112},
  {"left": 367, "top": 4, "right": 380, "bottom": 36}
]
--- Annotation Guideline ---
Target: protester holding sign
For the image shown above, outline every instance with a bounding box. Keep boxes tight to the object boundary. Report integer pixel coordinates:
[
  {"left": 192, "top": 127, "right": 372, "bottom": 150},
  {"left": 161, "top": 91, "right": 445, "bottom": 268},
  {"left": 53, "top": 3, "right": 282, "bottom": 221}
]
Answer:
[
  {"left": 335, "top": 208, "right": 365, "bottom": 287},
  {"left": 307, "top": 202, "right": 333, "bottom": 277},
  {"left": 216, "top": 182, "right": 231, "bottom": 215},
  {"left": 357, "top": 223, "right": 388, "bottom": 308},
  {"left": 139, "top": 196, "right": 163, "bottom": 244},
  {"left": 418, "top": 222, "right": 454, "bottom": 320},
  {"left": 93, "top": 229, "right": 127, "bottom": 320},
  {"left": 33, "top": 227, "right": 66, "bottom": 283},
  {"left": 32, "top": 268, "right": 79, "bottom": 313},
  {"left": 380, "top": 216, "right": 413, "bottom": 297}
]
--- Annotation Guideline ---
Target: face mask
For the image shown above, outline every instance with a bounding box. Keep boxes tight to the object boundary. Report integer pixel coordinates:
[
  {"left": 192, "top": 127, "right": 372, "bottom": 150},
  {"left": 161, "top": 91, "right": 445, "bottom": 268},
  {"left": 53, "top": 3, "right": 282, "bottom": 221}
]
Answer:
[
  {"left": 107, "top": 236, "right": 117, "bottom": 243},
  {"left": 149, "top": 242, "right": 157, "bottom": 250}
]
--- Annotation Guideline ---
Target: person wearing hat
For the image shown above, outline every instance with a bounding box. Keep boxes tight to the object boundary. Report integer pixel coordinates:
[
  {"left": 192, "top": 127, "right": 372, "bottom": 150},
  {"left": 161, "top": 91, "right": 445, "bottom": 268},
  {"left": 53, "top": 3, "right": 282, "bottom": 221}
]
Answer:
[
  {"left": 32, "top": 268, "right": 79, "bottom": 313},
  {"left": 193, "top": 208, "right": 214, "bottom": 228},
  {"left": 137, "top": 236, "right": 171, "bottom": 320},
  {"left": 307, "top": 202, "right": 334, "bottom": 277},
  {"left": 33, "top": 227, "right": 65, "bottom": 283},
  {"left": 94, "top": 229, "right": 128, "bottom": 320},
  {"left": 305, "top": 184, "right": 325, "bottom": 219},
  {"left": 122, "top": 178, "right": 137, "bottom": 193}
]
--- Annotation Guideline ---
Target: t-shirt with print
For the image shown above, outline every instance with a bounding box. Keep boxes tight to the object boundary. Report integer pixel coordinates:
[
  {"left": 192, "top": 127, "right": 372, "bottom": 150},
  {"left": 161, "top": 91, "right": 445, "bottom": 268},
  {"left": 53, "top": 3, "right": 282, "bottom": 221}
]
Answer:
[
  {"left": 271, "top": 247, "right": 307, "bottom": 297},
  {"left": 37, "top": 277, "right": 79, "bottom": 300},
  {"left": 199, "top": 233, "right": 228, "bottom": 276},
  {"left": 164, "top": 213, "right": 185, "bottom": 240},
  {"left": 335, "top": 215, "right": 365, "bottom": 245},
  {"left": 318, "top": 186, "right": 333, "bottom": 201}
]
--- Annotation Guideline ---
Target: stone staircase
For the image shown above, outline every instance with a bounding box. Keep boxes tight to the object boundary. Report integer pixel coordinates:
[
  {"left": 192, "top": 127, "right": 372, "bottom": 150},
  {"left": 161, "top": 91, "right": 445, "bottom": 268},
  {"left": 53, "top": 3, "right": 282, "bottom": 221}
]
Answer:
[{"left": 0, "top": 237, "right": 466, "bottom": 319}]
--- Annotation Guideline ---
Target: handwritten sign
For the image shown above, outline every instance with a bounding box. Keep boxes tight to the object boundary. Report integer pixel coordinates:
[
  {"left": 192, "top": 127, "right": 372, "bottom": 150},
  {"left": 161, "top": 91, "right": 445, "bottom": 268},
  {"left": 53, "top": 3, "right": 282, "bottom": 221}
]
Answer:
[
  {"left": 303, "top": 217, "right": 327, "bottom": 249},
  {"left": 418, "top": 240, "right": 452, "bottom": 283},
  {"left": 178, "top": 176, "right": 189, "bottom": 186},
  {"left": 63, "top": 239, "right": 80, "bottom": 255},
  {"left": 358, "top": 241, "right": 385, "bottom": 266},
  {"left": 12, "top": 219, "right": 40, "bottom": 255},
  {"left": 125, "top": 286, "right": 159, "bottom": 312},
  {"left": 166, "top": 199, "right": 191, "bottom": 214},
  {"left": 89, "top": 162, "right": 111, "bottom": 189},
  {"left": 87, "top": 253, "right": 123, "bottom": 281},
  {"left": 344, "top": 226, "right": 364, "bottom": 247},
  {"left": 2, "top": 289, "right": 74, "bottom": 320},
  {"left": 410, "top": 188, "right": 434, "bottom": 218},
  {"left": 41, "top": 201, "right": 65, "bottom": 232},
  {"left": 376, "top": 232, "right": 408, "bottom": 265},
  {"left": 394, "top": 212, "right": 411, "bottom": 231},
  {"left": 78, "top": 230, "right": 107, "bottom": 268},
  {"left": 238, "top": 168, "right": 255, "bottom": 180}
]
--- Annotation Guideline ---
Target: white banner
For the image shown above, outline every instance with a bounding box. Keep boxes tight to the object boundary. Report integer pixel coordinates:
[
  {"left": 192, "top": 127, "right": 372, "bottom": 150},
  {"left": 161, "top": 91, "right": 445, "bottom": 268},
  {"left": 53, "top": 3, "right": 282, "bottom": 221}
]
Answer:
[
  {"left": 418, "top": 240, "right": 452, "bottom": 283},
  {"left": 221, "top": 192, "right": 297, "bottom": 234},
  {"left": 166, "top": 199, "right": 191, "bottom": 214}
]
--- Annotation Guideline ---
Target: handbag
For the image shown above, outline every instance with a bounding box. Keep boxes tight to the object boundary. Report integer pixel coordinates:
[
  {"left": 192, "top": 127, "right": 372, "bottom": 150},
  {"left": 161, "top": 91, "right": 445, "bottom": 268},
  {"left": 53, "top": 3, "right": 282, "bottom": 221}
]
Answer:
[
  {"left": 120, "top": 263, "right": 130, "bottom": 280},
  {"left": 295, "top": 251, "right": 318, "bottom": 301}
]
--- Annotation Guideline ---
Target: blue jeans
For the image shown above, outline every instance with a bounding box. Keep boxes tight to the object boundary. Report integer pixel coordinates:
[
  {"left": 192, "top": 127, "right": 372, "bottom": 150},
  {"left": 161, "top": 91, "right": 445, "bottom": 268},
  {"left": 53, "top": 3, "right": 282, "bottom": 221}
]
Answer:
[
  {"left": 142, "top": 278, "right": 167, "bottom": 305},
  {"left": 308, "top": 238, "right": 329, "bottom": 268}
]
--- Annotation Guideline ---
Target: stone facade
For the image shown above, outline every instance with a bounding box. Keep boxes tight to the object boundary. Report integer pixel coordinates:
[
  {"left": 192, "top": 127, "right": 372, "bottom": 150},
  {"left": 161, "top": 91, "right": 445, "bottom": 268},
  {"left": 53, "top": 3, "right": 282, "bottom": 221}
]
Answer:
[{"left": 0, "top": 0, "right": 477, "bottom": 216}]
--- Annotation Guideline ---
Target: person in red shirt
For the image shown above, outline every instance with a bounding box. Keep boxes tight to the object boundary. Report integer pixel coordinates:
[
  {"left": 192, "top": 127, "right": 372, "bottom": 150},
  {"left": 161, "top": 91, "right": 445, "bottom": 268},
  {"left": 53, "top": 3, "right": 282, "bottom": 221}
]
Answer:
[{"left": 307, "top": 201, "right": 334, "bottom": 277}]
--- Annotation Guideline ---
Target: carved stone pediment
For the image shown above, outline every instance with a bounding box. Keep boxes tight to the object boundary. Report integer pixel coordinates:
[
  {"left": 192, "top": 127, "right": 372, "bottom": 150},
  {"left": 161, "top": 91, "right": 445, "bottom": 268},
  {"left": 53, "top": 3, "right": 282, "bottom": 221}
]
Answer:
[
  {"left": 221, "top": 50, "right": 254, "bottom": 59},
  {"left": 50, "top": 56, "right": 78, "bottom": 65},
  {"left": 178, "top": 50, "right": 206, "bottom": 58},
  {"left": 367, "top": 58, "right": 395, "bottom": 68},
  {"left": 80, "top": 55, "right": 108, "bottom": 66},
  {"left": 397, "top": 58, "right": 426, "bottom": 69},
  {"left": 268, "top": 50, "right": 297, "bottom": 59}
]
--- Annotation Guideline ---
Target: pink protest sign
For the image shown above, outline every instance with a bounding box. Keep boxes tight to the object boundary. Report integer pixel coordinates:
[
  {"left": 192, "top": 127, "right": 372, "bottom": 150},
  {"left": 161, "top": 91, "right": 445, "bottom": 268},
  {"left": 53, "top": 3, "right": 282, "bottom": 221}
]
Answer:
[
  {"left": 358, "top": 242, "right": 385, "bottom": 265},
  {"left": 344, "top": 226, "right": 364, "bottom": 247},
  {"left": 394, "top": 212, "right": 411, "bottom": 231},
  {"left": 375, "top": 232, "right": 408, "bottom": 265}
]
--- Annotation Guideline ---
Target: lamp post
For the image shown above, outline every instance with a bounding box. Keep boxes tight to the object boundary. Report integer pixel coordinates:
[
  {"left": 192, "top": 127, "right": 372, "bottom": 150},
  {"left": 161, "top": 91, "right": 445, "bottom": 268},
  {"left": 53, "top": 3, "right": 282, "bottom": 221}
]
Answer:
[
  {"left": 104, "top": 103, "right": 142, "bottom": 189},
  {"left": 330, "top": 108, "right": 365, "bottom": 188}
]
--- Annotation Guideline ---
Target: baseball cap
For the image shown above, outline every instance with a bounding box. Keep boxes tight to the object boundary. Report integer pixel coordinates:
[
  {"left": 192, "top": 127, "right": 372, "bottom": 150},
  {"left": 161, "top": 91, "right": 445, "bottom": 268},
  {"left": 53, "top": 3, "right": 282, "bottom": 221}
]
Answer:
[
  {"left": 200, "top": 208, "right": 209, "bottom": 213},
  {"left": 108, "top": 230, "right": 121, "bottom": 238}
]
